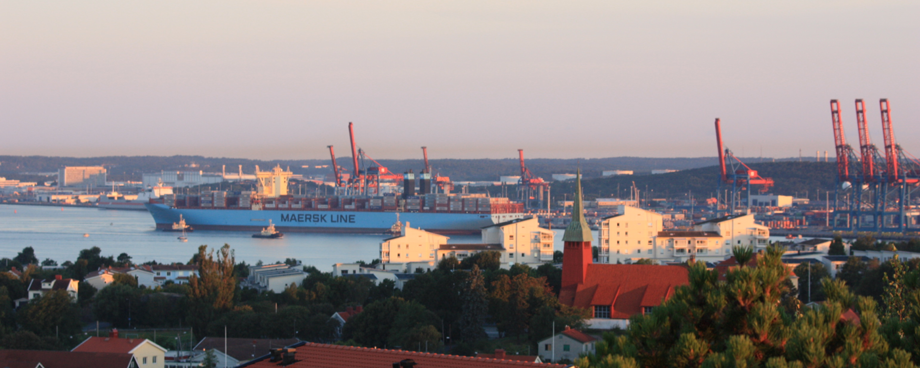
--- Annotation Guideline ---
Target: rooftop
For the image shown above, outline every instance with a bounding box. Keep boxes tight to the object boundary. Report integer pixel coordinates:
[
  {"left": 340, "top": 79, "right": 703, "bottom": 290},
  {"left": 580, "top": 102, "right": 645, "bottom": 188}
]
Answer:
[
  {"left": 481, "top": 217, "right": 535, "bottom": 229},
  {"left": 694, "top": 214, "right": 745, "bottom": 225},
  {"left": 559, "top": 264, "right": 689, "bottom": 319},
  {"left": 656, "top": 231, "right": 721, "bottom": 238},
  {"left": 193, "top": 337, "right": 301, "bottom": 362},
  {"left": 242, "top": 342, "right": 568, "bottom": 368},
  {"left": 439, "top": 243, "right": 504, "bottom": 251},
  {"left": 560, "top": 327, "right": 596, "bottom": 344},
  {"left": 0, "top": 350, "right": 136, "bottom": 368}
]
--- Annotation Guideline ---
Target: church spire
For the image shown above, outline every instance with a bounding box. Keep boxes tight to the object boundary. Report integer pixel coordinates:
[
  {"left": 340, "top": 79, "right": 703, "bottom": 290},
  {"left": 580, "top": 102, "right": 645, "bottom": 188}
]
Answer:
[{"left": 563, "top": 169, "right": 593, "bottom": 242}]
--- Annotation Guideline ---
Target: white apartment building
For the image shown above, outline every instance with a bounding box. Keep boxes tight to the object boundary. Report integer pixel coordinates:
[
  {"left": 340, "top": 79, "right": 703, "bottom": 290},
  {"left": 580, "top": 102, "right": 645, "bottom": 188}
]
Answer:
[
  {"left": 655, "top": 231, "right": 726, "bottom": 262},
  {"left": 693, "top": 214, "right": 770, "bottom": 250},
  {"left": 481, "top": 217, "right": 555, "bottom": 266},
  {"left": 379, "top": 217, "right": 554, "bottom": 269},
  {"left": 597, "top": 206, "right": 663, "bottom": 264},
  {"left": 246, "top": 263, "right": 306, "bottom": 292},
  {"left": 58, "top": 166, "right": 106, "bottom": 187}
]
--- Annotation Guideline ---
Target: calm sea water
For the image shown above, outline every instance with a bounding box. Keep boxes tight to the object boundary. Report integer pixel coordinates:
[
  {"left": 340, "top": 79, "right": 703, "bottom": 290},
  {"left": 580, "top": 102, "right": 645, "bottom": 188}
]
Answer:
[{"left": 0, "top": 204, "right": 568, "bottom": 272}]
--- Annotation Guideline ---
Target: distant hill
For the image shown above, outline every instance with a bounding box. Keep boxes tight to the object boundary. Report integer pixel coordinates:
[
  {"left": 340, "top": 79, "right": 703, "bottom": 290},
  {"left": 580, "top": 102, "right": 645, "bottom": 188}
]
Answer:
[
  {"left": 0, "top": 155, "right": 802, "bottom": 182},
  {"left": 549, "top": 161, "right": 837, "bottom": 201}
]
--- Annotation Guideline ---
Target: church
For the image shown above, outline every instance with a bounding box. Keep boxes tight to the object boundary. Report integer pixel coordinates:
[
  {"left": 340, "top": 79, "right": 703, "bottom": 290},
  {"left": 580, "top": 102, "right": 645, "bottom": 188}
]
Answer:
[{"left": 558, "top": 172, "right": 690, "bottom": 329}]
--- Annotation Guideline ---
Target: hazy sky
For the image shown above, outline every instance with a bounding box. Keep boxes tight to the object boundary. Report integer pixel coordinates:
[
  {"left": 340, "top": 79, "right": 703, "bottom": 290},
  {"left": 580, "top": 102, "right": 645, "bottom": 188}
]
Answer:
[{"left": 1, "top": 1, "right": 917, "bottom": 160}]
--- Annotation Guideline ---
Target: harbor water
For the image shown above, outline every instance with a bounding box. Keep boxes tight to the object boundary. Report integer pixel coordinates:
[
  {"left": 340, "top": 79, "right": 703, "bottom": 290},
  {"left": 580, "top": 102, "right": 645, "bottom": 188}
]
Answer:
[{"left": 0, "top": 204, "right": 569, "bottom": 272}]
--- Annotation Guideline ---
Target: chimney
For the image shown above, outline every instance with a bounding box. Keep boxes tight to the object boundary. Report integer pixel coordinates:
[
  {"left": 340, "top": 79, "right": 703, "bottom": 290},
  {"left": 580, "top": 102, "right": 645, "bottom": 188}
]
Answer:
[
  {"left": 356, "top": 306, "right": 363, "bottom": 313},
  {"left": 346, "top": 306, "right": 354, "bottom": 314},
  {"left": 109, "top": 328, "right": 119, "bottom": 338},
  {"left": 393, "top": 359, "right": 417, "bottom": 368},
  {"left": 282, "top": 348, "right": 296, "bottom": 365},
  {"left": 269, "top": 348, "right": 283, "bottom": 362},
  {"left": 55, "top": 275, "right": 62, "bottom": 280},
  {"left": 494, "top": 349, "right": 506, "bottom": 359}
]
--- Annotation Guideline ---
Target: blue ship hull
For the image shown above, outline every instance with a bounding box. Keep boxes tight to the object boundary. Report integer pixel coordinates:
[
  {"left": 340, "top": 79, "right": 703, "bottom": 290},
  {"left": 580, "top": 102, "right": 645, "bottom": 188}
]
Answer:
[{"left": 145, "top": 203, "right": 523, "bottom": 235}]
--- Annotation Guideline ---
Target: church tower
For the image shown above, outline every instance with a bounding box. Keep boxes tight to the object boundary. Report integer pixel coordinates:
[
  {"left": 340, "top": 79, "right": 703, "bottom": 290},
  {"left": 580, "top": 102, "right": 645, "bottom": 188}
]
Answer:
[{"left": 561, "top": 170, "right": 593, "bottom": 287}]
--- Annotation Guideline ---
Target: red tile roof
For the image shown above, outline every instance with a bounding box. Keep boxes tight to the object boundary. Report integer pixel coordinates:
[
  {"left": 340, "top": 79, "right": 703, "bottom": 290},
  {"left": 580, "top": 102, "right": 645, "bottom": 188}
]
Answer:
[
  {"left": 0, "top": 350, "right": 136, "bottom": 368},
  {"left": 72, "top": 331, "right": 165, "bottom": 354},
  {"left": 476, "top": 349, "right": 540, "bottom": 362},
  {"left": 243, "top": 343, "right": 568, "bottom": 368},
  {"left": 559, "top": 264, "right": 688, "bottom": 319},
  {"left": 193, "top": 337, "right": 300, "bottom": 362},
  {"left": 560, "top": 328, "right": 596, "bottom": 344}
]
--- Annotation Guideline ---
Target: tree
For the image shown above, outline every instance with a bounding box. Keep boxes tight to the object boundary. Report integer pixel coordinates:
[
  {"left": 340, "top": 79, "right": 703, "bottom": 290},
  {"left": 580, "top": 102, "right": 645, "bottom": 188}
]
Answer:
[
  {"left": 828, "top": 235, "right": 847, "bottom": 255},
  {"left": 14, "top": 246, "right": 38, "bottom": 265},
  {"left": 836, "top": 256, "right": 868, "bottom": 288},
  {"left": 459, "top": 251, "right": 501, "bottom": 271},
  {"left": 456, "top": 265, "right": 488, "bottom": 342},
  {"left": 793, "top": 261, "right": 830, "bottom": 303},
  {"left": 343, "top": 297, "right": 440, "bottom": 349},
  {"left": 112, "top": 273, "right": 138, "bottom": 287},
  {"left": 117, "top": 253, "right": 133, "bottom": 266},
  {"left": 93, "top": 284, "right": 141, "bottom": 327},
  {"left": 186, "top": 244, "right": 237, "bottom": 336},
  {"left": 41, "top": 258, "right": 57, "bottom": 267},
  {"left": 437, "top": 256, "right": 459, "bottom": 271},
  {"left": 489, "top": 272, "right": 559, "bottom": 338},
  {"left": 882, "top": 255, "right": 908, "bottom": 320},
  {"left": 77, "top": 281, "right": 97, "bottom": 306},
  {"left": 17, "top": 290, "right": 83, "bottom": 337},
  {"left": 201, "top": 349, "right": 218, "bottom": 368}
]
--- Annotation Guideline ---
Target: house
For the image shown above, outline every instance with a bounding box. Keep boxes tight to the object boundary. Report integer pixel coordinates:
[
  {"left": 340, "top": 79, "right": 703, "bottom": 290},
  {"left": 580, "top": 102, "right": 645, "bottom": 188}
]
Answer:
[
  {"left": 187, "top": 337, "right": 300, "bottom": 367},
  {"left": 27, "top": 275, "right": 78, "bottom": 302},
  {"left": 789, "top": 238, "right": 833, "bottom": 252},
  {"left": 477, "top": 349, "right": 543, "bottom": 363},
  {"left": 330, "top": 306, "right": 363, "bottom": 340},
  {"left": 251, "top": 267, "right": 307, "bottom": 293},
  {"left": 380, "top": 222, "right": 449, "bottom": 267},
  {"left": 4, "top": 266, "right": 22, "bottom": 279},
  {"left": 480, "top": 217, "right": 555, "bottom": 266},
  {"left": 692, "top": 214, "right": 770, "bottom": 250},
  {"left": 0, "top": 350, "right": 138, "bottom": 368},
  {"left": 73, "top": 329, "right": 167, "bottom": 368},
  {"left": 242, "top": 342, "right": 569, "bottom": 368},
  {"left": 822, "top": 255, "right": 872, "bottom": 278},
  {"left": 558, "top": 172, "right": 689, "bottom": 329},
  {"left": 84, "top": 267, "right": 133, "bottom": 290},
  {"left": 537, "top": 327, "right": 597, "bottom": 363},
  {"left": 128, "top": 264, "right": 199, "bottom": 288}
]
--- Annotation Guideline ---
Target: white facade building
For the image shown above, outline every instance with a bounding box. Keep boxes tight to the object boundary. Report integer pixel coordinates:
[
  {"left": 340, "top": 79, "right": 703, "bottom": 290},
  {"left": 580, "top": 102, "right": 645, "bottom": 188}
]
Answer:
[
  {"left": 129, "top": 265, "right": 199, "bottom": 288},
  {"left": 142, "top": 171, "right": 224, "bottom": 189},
  {"left": 481, "top": 217, "right": 555, "bottom": 266},
  {"left": 247, "top": 264, "right": 306, "bottom": 292},
  {"left": 749, "top": 194, "right": 794, "bottom": 208},
  {"left": 380, "top": 223, "right": 449, "bottom": 265},
  {"left": 537, "top": 327, "right": 597, "bottom": 363},
  {"left": 58, "top": 166, "right": 106, "bottom": 187},
  {"left": 597, "top": 206, "right": 664, "bottom": 264},
  {"left": 602, "top": 170, "right": 633, "bottom": 176}
]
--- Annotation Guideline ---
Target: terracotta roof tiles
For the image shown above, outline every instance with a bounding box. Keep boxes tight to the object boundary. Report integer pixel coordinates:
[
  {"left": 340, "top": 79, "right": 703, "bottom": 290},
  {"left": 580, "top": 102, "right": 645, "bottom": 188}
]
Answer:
[
  {"left": 560, "top": 328, "right": 597, "bottom": 344},
  {"left": 560, "top": 264, "right": 688, "bottom": 319},
  {"left": 0, "top": 350, "right": 136, "bottom": 368},
  {"left": 243, "top": 342, "right": 569, "bottom": 368}
]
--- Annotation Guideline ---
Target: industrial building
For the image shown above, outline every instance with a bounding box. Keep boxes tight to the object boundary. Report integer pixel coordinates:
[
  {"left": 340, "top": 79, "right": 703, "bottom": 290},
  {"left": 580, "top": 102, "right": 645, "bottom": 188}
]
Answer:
[
  {"left": 142, "top": 170, "right": 224, "bottom": 188},
  {"left": 552, "top": 173, "right": 577, "bottom": 181},
  {"left": 602, "top": 170, "right": 633, "bottom": 176},
  {"left": 749, "top": 194, "right": 793, "bottom": 207},
  {"left": 58, "top": 166, "right": 106, "bottom": 187}
]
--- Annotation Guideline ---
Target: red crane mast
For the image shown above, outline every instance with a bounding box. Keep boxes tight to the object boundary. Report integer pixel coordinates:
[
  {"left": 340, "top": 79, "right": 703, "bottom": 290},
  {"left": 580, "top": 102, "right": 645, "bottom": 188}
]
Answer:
[
  {"left": 714, "top": 118, "right": 728, "bottom": 183},
  {"left": 855, "top": 99, "right": 877, "bottom": 180},
  {"left": 830, "top": 100, "right": 851, "bottom": 181},
  {"left": 328, "top": 145, "right": 341, "bottom": 187},
  {"left": 348, "top": 122, "right": 360, "bottom": 187},
  {"left": 880, "top": 98, "right": 899, "bottom": 182},
  {"left": 421, "top": 146, "right": 430, "bottom": 173}
]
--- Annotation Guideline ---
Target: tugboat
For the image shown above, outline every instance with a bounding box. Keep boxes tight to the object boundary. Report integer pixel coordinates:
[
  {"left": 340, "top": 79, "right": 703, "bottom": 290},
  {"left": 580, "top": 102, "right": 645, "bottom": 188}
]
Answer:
[
  {"left": 385, "top": 213, "right": 403, "bottom": 236},
  {"left": 169, "top": 214, "right": 194, "bottom": 232},
  {"left": 252, "top": 220, "right": 283, "bottom": 239},
  {"left": 178, "top": 227, "right": 188, "bottom": 242}
]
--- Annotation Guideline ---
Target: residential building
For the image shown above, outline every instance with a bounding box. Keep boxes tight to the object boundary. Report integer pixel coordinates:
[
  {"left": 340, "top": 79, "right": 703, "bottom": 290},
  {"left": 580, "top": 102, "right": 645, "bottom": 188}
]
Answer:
[
  {"left": 249, "top": 266, "right": 306, "bottom": 293},
  {"left": 537, "top": 327, "right": 597, "bottom": 363},
  {"left": 27, "top": 275, "right": 78, "bottom": 302},
  {"left": 186, "top": 337, "right": 299, "bottom": 367},
  {"left": 58, "top": 166, "right": 107, "bottom": 187},
  {"left": 380, "top": 223, "right": 449, "bottom": 265},
  {"left": 129, "top": 265, "right": 199, "bottom": 288},
  {"left": 378, "top": 217, "right": 554, "bottom": 270},
  {"left": 822, "top": 255, "right": 872, "bottom": 279},
  {"left": 0, "top": 350, "right": 138, "bottom": 368},
  {"left": 851, "top": 249, "right": 920, "bottom": 263},
  {"left": 597, "top": 206, "right": 663, "bottom": 263},
  {"left": 558, "top": 173, "right": 689, "bottom": 329},
  {"left": 4, "top": 266, "right": 22, "bottom": 279},
  {"left": 330, "top": 306, "right": 363, "bottom": 340},
  {"left": 73, "top": 329, "right": 167, "bottom": 368},
  {"left": 84, "top": 267, "right": 132, "bottom": 290},
  {"left": 243, "top": 343, "right": 568, "bottom": 368},
  {"left": 477, "top": 349, "right": 543, "bottom": 363},
  {"left": 481, "top": 217, "right": 555, "bottom": 266},
  {"left": 693, "top": 214, "right": 770, "bottom": 250},
  {"left": 655, "top": 231, "right": 727, "bottom": 263}
]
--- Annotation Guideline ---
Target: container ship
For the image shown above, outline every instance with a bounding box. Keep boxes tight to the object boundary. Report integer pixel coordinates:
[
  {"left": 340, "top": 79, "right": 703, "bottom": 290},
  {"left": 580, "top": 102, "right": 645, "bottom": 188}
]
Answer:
[{"left": 146, "top": 165, "right": 524, "bottom": 235}]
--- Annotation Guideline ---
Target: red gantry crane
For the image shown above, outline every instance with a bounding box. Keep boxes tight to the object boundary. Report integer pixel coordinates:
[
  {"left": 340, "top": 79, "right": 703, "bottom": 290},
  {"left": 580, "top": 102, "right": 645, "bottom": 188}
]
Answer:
[
  {"left": 714, "top": 118, "right": 774, "bottom": 213},
  {"left": 421, "top": 146, "right": 454, "bottom": 193},
  {"left": 328, "top": 145, "right": 342, "bottom": 187},
  {"left": 517, "top": 149, "right": 549, "bottom": 209}
]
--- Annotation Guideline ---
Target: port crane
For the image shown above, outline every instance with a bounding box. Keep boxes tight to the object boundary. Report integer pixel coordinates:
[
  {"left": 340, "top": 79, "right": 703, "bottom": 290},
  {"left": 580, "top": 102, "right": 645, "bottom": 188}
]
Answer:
[
  {"left": 336, "top": 122, "right": 402, "bottom": 195},
  {"left": 421, "top": 146, "right": 453, "bottom": 194},
  {"left": 327, "top": 145, "right": 343, "bottom": 188},
  {"left": 832, "top": 98, "right": 920, "bottom": 234},
  {"left": 517, "top": 149, "right": 549, "bottom": 210},
  {"left": 714, "top": 118, "right": 774, "bottom": 215}
]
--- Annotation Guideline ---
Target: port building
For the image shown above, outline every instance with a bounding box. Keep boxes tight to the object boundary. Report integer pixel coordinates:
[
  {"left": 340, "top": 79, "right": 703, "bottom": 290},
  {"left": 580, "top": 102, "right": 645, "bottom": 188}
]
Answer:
[
  {"left": 58, "top": 166, "right": 106, "bottom": 187},
  {"left": 142, "top": 170, "right": 224, "bottom": 188},
  {"left": 602, "top": 170, "right": 633, "bottom": 176}
]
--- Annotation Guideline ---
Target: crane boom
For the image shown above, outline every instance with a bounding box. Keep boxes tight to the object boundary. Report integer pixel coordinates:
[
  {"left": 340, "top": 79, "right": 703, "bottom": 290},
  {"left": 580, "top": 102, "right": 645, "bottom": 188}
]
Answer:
[
  {"left": 348, "top": 122, "right": 360, "bottom": 185},
  {"left": 830, "top": 100, "right": 850, "bottom": 181},
  {"left": 518, "top": 149, "right": 528, "bottom": 179},
  {"left": 880, "top": 98, "right": 899, "bottom": 181},
  {"left": 327, "top": 145, "right": 341, "bottom": 187},
  {"left": 714, "top": 118, "right": 727, "bottom": 182},
  {"left": 421, "top": 146, "right": 430, "bottom": 173},
  {"left": 855, "top": 99, "right": 876, "bottom": 180}
]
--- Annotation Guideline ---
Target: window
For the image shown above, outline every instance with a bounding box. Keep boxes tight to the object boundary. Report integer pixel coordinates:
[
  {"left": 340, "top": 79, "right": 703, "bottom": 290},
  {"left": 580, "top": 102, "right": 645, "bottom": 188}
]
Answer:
[
  {"left": 342, "top": 270, "right": 348, "bottom": 275},
  {"left": 521, "top": 253, "right": 525, "bottom": 257},
  {"left": 594, "top": 305, "right": 611, "bottom": 318},
  {"left": 545, "top": 344, "right": 552, "bottom": 351},
  {"left": 153, "top": 356, "right": 157, "bottom": 363},
  {"left": 643, "top": 306, "right": 654, "bottom": 314},
  {"left": 647, "top": 249, "right": 652, "bottom": 254},
  {"left": 563, "top": 345, "right": 571, "bottom": 352},
  {"left": 635, "top": 249, "right": 640, "bottom": 254},
  {"left": 509, "top": 253, "right": 514, "bottom": 258},
  {"left": 167, "top": 272, "right": 171, "bottom": 276},
  {"left": 156, "top": 272, "right": 160, "bottom": 276},
  {"left": 143, "top": 357, "right": 147, "bottom": 364},
  {"left": 509, "top": 235, "right": 514, "bottom": 240}
]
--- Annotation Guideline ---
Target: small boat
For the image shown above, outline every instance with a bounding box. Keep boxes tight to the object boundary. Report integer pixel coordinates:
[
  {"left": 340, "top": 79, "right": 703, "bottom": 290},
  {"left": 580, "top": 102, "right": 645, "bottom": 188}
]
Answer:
[
  {"left": 252, "top": 220, "right": 283, "bottom": 239},
  {"left": 167, "top": 214, "right": 194, "bottom": 232},
  {"left": 178, "top": 228, "right": 188, "bottom": 242}
]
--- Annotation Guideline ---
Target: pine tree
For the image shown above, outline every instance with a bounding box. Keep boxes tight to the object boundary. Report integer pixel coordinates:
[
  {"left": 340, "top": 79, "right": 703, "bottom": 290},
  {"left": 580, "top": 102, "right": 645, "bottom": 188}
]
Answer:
[
  {"left": 882, "top": 255, "right": 908, "bottom": 321},
  {"left": 456, "top": 265, "right": 488, "bottom": 342},
  {"left": 828, "top": 236, "right": 846, "bottom": 256}
]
